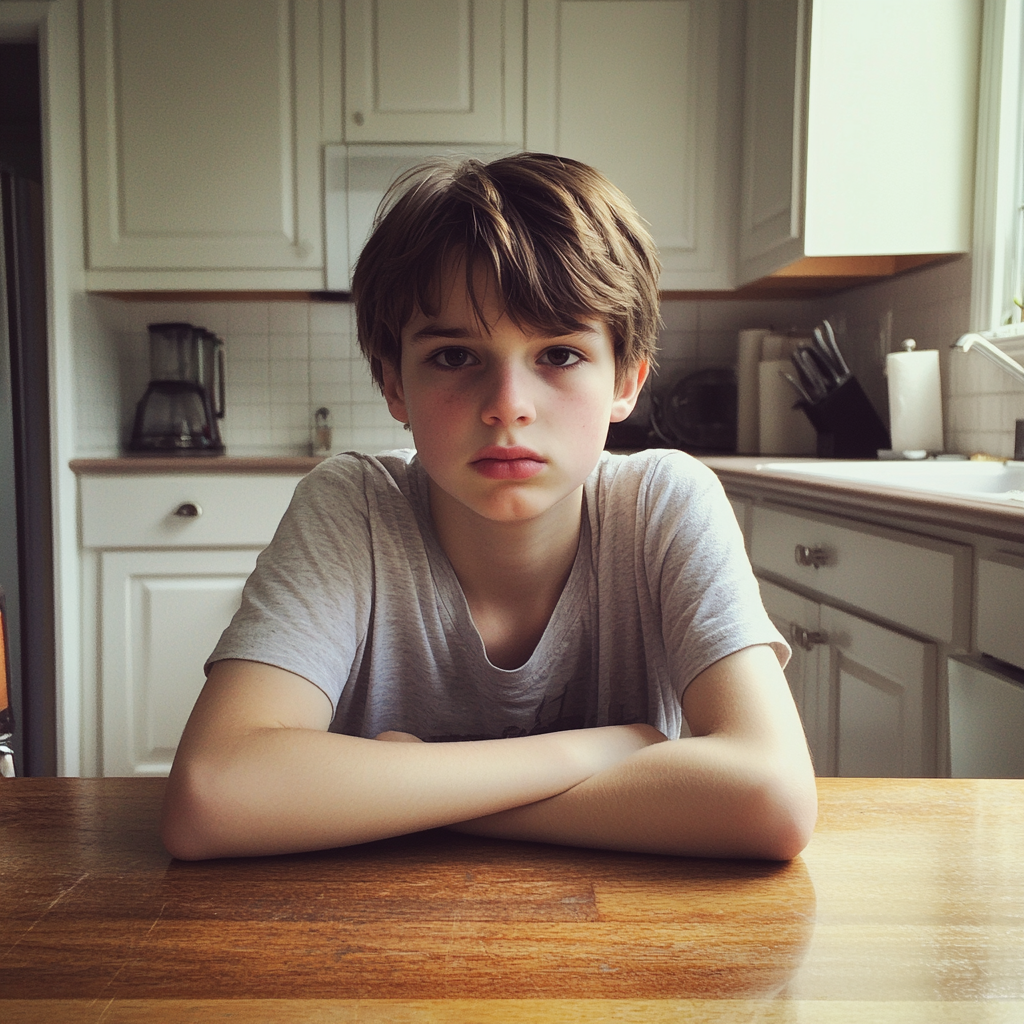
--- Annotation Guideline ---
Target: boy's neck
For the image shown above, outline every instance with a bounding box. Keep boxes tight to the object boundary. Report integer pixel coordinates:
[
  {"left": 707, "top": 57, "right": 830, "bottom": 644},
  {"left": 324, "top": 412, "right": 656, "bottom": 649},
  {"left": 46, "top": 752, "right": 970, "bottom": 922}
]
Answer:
[{"left": 427, "top": 480, "right": 584, "bottom": 669}]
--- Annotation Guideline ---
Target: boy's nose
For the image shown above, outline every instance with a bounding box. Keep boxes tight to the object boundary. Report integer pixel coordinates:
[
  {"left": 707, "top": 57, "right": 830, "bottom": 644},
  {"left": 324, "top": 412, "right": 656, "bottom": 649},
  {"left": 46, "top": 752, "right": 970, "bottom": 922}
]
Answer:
[{"left": 480, "top": 362, "right": 536, "bottom": 427}]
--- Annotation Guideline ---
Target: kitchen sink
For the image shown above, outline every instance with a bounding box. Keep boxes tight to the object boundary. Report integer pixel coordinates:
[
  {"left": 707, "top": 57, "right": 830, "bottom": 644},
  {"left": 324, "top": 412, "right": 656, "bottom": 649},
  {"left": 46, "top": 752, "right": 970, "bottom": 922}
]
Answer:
[{"left": 757, "top": 459, "right": 1024, "bottom": 502}]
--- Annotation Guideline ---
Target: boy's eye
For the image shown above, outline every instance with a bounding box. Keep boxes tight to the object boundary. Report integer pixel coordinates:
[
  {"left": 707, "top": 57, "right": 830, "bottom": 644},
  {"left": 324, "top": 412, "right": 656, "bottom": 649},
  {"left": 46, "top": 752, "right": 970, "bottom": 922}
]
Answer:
[
  {"left": 431, "top": 347, "right": 477, "bottom": 369},
  {"left": 540, "top": 347, "right": 582, "bottom": 367}
]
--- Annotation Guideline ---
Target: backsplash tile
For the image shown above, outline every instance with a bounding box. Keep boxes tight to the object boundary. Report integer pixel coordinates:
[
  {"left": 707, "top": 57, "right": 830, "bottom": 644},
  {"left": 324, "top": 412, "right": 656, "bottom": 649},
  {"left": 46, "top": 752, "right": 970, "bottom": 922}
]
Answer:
[
  {"left": 74, "top": 298, "right": 409, "bottom": 457},
  {"left": 72, "top": 257, "right": 1021, "bottom": 459}
]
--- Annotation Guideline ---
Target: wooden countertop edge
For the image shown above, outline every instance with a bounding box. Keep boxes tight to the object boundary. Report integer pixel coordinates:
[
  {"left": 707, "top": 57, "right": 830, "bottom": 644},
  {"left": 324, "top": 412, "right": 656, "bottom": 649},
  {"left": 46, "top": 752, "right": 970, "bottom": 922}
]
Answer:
[
  {"left": 69, "top": 456, "right": 325, "bottom": 474},
  {"left": 700, "top": 456, "right": 1024, "bottom": 540}
]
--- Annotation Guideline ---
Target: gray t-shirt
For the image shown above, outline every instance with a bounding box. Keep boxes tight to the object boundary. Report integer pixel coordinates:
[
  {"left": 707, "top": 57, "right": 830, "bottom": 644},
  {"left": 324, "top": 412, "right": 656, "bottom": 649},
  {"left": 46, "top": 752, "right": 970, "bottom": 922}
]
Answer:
[{"left": 208, "top": 448, "right": 787, "bottom": 741}]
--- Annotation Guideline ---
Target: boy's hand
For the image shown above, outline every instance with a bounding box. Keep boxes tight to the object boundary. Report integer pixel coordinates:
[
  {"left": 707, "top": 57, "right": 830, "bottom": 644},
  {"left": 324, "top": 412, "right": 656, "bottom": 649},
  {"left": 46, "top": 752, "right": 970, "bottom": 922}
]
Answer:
[{"left": 375, "top": 730, "right": 424, "bottom": 743}]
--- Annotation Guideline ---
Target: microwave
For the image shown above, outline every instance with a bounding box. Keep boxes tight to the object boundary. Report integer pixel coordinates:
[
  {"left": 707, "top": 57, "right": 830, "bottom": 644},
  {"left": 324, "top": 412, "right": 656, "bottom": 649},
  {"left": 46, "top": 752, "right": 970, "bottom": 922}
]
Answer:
[{"left": 324, "top": 144, "right": 516, "bottom": 292}]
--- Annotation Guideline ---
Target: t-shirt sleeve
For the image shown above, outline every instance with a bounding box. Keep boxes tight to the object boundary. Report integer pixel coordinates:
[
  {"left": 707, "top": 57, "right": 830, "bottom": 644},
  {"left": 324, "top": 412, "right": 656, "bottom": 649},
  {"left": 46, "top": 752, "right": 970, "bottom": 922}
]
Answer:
[
  {"left": 640, "top": 452, "right": 790, "bottom": 698},
  {"left": 205, "top": 457, "right": 376, "bottom": 712}
]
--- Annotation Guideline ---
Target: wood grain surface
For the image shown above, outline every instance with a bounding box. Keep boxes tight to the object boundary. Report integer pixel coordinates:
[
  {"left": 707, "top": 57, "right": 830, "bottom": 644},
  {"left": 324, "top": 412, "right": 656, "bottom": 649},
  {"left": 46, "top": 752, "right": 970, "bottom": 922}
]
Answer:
[{"left": 2, "top": 777, "right": 1022, "bottom": 1022}]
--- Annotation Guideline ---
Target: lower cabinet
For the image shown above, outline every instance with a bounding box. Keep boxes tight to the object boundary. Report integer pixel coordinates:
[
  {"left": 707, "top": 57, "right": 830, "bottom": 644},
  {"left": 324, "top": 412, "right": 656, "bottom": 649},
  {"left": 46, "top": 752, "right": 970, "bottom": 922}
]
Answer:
[
  {"left": 99, "top": 548, "right": 260, "bottom": 777},
  {"left": 759, "top": 576, "right": 937, "bottom": 778},
  {"left": 948, "top": 656, "right": 1024, "bottom": 778},
  {"left": 79, "top": 472, "right": 304, "bottom": 777}
]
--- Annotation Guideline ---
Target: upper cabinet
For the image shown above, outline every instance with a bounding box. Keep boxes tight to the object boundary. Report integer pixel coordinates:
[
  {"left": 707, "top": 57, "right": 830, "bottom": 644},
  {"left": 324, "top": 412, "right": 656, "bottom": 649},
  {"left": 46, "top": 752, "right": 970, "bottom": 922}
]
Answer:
[
  {"left": 343, "top": 0, "right": 523, "bottom": 144},
  {"left": 78, "top": 0, "right": 981, "bottom": 293},
  {"left": 738, "top": 0, "right": 981, "bottom": 285},
  {"left": 81, "top": 0, "right": 331, "bottom": 290},
  {"left": 526, "top": 0, "right": 741, "bottom": 291}
]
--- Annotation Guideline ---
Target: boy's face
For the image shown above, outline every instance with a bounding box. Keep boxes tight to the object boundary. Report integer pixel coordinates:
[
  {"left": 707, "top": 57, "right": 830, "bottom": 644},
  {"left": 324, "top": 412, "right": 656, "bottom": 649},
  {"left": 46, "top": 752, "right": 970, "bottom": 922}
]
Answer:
[{"left": 381, "top": 267, "right": 647, "bottom": 526}]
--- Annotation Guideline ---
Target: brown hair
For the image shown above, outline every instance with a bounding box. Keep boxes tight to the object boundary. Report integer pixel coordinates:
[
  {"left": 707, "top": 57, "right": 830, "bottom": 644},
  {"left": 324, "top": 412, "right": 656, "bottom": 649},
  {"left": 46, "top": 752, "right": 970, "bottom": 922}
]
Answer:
[{"left": 351, "top": 152, "right": 661, "bottom": 390}]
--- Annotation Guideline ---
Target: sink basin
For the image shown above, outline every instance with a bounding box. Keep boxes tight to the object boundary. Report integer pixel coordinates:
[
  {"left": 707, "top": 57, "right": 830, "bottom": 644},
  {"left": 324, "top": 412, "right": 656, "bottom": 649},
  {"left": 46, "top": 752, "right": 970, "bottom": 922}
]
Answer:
[{"left": 758, "top": 460, "right": 1024, "bottom": 502}]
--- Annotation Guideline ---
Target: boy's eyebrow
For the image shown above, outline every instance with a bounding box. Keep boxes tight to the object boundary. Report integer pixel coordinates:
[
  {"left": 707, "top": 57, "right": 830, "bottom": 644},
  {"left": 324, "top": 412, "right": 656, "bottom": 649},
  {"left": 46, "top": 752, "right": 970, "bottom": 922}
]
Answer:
[
  {"left": 409, "top": 324, "right": 472, "bottom": 343},
  {"left": 410, "top": 321, "right": 602, "bottom": 343}
]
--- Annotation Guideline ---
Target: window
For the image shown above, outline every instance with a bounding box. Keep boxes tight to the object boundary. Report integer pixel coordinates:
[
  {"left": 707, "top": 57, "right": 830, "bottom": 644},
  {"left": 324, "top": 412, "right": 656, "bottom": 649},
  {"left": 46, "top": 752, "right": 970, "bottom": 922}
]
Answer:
[{"left": 971, "top": 0, "right": 1024, "bottom": 329}]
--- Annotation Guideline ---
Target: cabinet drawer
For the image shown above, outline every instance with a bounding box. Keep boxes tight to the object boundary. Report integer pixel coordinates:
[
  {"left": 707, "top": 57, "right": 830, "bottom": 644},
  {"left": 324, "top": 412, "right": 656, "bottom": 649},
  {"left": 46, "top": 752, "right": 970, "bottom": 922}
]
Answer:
[
  {"left": 976, "top": 555, "right": 1024, "bottom": 671},
  {"left": 80, "top": 475, "right": 304, "bottom": 549},
  {"left": 750, "top": 504, "right": 969, "bottom": 643}
]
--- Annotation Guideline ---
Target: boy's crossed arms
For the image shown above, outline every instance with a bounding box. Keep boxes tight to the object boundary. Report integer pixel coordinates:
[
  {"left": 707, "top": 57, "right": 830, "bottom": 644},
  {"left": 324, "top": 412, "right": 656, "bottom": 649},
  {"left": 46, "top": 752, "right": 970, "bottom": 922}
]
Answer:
[{"left": 162, "top": 644, "right": 815, "bottom": 861}]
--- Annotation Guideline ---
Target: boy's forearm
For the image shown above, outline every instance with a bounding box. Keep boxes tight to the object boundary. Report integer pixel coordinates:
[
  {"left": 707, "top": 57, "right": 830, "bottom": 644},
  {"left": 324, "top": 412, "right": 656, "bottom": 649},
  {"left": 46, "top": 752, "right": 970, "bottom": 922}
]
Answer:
[
  {"left": 162, "top": 722, "right": 662, "bottom": 860},
  {"left": 447, "top": 734, "right": 818, "bottom": 860}
]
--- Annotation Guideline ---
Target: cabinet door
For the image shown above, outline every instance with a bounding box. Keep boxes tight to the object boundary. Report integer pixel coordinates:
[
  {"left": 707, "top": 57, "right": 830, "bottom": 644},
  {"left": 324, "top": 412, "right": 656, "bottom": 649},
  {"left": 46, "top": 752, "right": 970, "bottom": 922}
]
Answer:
[
  {"left": 948, "top": 657, "right": 1024, "bottom": 778},
  {"left": 527, "top": 0, "right": 740, "bottom": 290},
  {"left": 738, "top": 0, "right": 979, "bottom": 284},
  {"left": 100, "top": 549, "right": 259, "bottom": 777},
  {"left": 344, "top": 0, "right": 523, "bottom": 144},
  {"left": 82, "top": 0, "right": 324, "bottom": 285},
  {"left": 758, "top": 577, "right": 830, "bottom": 774},
  {"left": 737, "top": 0, "right": 807, "bottom": 284},
  {"left": 821, "top": 605, "right": 937, "bottom": 779}
]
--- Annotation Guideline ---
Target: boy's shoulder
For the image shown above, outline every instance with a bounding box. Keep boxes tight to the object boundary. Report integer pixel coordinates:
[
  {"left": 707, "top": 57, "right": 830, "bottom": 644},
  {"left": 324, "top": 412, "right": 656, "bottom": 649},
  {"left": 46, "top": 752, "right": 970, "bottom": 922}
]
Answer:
[
  {"left": 289, "top": 448, "right": 427, "bottom": 527},
  {"left": 300, "top": 448, "right": 420, "bottom": 496},
  {"left": 590, "top": 447, "right": 720, "bottom": 499},
  {"left": 587, "top": 449, "right": 729, "bottom": 539}
]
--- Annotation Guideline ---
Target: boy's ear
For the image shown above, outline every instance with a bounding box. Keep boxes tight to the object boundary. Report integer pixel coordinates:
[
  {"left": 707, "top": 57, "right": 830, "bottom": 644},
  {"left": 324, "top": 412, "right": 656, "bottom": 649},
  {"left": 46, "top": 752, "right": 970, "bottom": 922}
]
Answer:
[
  {"left": 609, "top": 359, "right": 650, "bottom": 423},
  {"left": 380, "top": 360, "right": 409, "bottom": 425}
]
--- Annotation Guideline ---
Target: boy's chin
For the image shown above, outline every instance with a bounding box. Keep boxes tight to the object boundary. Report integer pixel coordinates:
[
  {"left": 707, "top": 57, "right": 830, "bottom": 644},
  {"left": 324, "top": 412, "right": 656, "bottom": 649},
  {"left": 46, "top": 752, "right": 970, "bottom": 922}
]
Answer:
[{"left": 431, "top": 477, "right": 585, "bottom": 528}]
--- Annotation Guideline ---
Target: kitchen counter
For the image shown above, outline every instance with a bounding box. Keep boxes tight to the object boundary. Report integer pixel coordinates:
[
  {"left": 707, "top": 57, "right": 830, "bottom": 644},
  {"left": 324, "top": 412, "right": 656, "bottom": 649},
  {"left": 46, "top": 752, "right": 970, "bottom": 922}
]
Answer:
[
  {"left": 69, "top": 456, "right": 326, "bottom": 475},
  {"left": 702, "top": 455, "right": 1024, "bottom": 541},
  {"left": 3, "top": 777, "right": 1022, "bottom": 1021}
]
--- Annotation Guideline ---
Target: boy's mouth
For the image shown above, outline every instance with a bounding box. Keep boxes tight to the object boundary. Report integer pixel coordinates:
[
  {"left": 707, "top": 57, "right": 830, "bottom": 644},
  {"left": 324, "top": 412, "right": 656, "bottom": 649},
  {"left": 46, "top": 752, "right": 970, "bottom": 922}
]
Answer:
[{"left": 470, "top": 445, "right": 546, "bottom": 480}]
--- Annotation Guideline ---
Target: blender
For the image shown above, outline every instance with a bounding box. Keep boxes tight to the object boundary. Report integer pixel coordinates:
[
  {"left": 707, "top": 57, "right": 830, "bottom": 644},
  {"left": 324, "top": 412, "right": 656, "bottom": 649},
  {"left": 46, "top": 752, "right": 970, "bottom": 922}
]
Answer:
[{"left": 128, "top": 322, "right": 225, "bottom": 454}]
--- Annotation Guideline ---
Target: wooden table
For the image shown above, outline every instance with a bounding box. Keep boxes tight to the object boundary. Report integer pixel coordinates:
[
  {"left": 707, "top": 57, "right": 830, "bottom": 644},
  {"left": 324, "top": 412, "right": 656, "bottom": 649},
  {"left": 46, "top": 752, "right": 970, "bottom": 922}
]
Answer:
[{"left": 3, "top": 778, "right": 1022, "bottom": 1022}]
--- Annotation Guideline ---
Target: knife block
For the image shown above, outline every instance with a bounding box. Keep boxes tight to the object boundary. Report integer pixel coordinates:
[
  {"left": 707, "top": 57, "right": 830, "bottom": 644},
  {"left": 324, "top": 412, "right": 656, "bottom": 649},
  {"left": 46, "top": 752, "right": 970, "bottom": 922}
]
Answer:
[{"left": 798, "top": 376, "right": 890, "bottom": 459}]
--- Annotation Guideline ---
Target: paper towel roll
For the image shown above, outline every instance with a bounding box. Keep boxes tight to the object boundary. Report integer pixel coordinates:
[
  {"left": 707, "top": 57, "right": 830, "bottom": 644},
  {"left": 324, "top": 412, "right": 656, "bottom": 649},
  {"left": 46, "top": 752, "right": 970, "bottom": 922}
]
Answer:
[
  {"left": 887, "top": 344, "right": 943, "bottom": 453},
  {"left": 736, "top": 329, "right": 768, "bottom": 454},
  {"left": 759, "top": 360, "right": 818, "bottom": 456}
]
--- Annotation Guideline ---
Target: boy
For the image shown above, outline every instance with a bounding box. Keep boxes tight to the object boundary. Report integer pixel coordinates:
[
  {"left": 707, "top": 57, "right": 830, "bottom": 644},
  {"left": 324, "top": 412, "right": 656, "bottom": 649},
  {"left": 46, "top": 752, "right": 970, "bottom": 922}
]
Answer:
[{"left": 161, "top": 154, "right": 816, "bottom": 861}]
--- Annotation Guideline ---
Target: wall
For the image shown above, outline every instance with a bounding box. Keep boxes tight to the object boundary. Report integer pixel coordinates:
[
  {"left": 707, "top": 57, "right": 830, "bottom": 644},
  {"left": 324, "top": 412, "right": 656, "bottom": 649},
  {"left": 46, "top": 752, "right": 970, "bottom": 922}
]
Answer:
[
  {"left": 76, "top": 297, "right": 406, "bottom": 457},
  {"left": 73, "top": 293, "right": 822, "bottom": 458},
  {"left": 73, "top": 256, "right": 1022, "bottom": 460}
]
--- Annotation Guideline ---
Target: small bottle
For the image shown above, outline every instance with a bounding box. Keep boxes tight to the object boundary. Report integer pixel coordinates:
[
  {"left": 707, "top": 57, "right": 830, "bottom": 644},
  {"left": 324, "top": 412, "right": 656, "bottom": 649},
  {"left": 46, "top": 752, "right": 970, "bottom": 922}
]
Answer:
[{"left": 312, "top": 407, "right": 332, "bottom": 457}]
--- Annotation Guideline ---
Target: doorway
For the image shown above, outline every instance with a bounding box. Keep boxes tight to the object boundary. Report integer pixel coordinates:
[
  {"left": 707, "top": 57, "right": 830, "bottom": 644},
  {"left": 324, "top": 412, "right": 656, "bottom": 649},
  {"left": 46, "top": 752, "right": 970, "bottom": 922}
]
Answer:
[{"left": 1, "top": 41, "right": 57, "bottom": 776}]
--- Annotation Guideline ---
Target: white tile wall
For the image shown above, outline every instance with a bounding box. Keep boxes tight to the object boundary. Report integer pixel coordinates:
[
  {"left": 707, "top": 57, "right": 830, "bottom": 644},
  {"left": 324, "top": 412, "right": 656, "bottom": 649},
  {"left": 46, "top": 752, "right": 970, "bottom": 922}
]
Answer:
[
  {"left": 72, "top": 260, "right": 1022, "bottom": 459},
  {"left": 73, "top": 297, "right": 410, "bottom": 457}
]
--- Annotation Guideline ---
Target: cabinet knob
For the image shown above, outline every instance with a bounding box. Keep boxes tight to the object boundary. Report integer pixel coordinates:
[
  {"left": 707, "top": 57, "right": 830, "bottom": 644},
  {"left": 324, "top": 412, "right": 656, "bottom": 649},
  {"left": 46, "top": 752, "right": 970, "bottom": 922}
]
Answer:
[
  {"left": 353, "top": 111, "right": 365, "bottom": 126},
  {"left": 790, "top": 623, "right": 829, "bottom": 651},
  {"left": 173, "top": 502, "right": 202, "bottom": 519},
  {"left": 795, "top": 544, "right": 831, "bottom": 568}
]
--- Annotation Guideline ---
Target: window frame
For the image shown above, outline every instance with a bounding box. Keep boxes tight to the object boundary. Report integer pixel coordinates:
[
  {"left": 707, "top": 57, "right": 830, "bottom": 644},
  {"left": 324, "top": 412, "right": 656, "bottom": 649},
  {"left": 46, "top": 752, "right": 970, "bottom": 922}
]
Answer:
[{"left": 971, "top": 0, "right": 1024, "bottom": 330}]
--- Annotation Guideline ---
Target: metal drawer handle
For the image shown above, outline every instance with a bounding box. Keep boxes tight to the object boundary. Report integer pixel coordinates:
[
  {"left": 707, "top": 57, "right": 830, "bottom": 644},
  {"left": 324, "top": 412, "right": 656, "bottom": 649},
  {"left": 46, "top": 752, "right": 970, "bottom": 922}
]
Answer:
[
  {"left": 173, "top": 502, "right": 202, "bottom": 519},
  {"left": 790, "top": 623, "right": 829, "bottom": 651},
  {"left": 795, "top": 544, "right": 831, "bottom": 568}
]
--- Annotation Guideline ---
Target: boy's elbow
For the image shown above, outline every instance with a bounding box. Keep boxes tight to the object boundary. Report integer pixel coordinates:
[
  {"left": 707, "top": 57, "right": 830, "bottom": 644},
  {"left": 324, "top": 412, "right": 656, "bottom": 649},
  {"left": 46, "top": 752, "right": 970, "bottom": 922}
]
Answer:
[
  {"left": 750, "top": 762, "right": 818, "bottom": 861},
  {"left": 160, "top": 759, "right": 235, "bottom": 861}
]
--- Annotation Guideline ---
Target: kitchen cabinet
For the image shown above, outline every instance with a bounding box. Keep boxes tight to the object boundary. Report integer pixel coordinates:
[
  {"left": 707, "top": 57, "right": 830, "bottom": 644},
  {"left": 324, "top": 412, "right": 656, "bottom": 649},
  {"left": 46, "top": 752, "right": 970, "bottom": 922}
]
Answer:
[
  {"left": 948, "top": 656, "right": 1024, "bottom": 778},
  {"left": 760, "top": 576, "right": 937, "bottom": 778},
  {"left": 975, "top": 552, "right": 1024, "bottom": 672},
  {"left": 749, "top": 503, "right": 970, "bottom": 647},
  {"left": 81, "top": 0, "right": 332, "bottom": 290},
  {"left": 343, "top": 0, "right": 523, "bottom": 144},
  {"left": 738, "top": 0, "right": 980, "bottom": 284},
  {"left": 748, "top": 502, "right": 970, "bottom": 778},
  {"left": 98, "top": 549, "right": 258, "bottom": 778},
  {"left": 79, "top": 473, "right": 303, "bottom": 777},
  {"left": 710, "top": 457, "right": 1024, "bottom": 778},
  {"left": 77, "top": 0, "right": 981, "bottom": 293},
  {"left": 527, "top": 0, "right": 741, "bottom": 290}
]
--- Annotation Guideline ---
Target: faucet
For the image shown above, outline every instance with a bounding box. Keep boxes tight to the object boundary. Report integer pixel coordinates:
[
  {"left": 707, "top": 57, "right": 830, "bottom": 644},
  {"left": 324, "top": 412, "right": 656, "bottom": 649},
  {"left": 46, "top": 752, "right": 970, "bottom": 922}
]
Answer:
[{"left": 952, "top": 330, "right": 1024, "bottom": 459}]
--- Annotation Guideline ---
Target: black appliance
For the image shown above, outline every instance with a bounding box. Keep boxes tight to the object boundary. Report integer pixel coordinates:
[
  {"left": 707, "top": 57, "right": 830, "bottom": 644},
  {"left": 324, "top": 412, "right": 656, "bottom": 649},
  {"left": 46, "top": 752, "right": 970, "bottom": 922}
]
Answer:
[
  {"left": 650, "top": 368, "right": 738, "bottom": 453},
  {"left": 129, "top": 322, "right": 225, "bottom": 454}
]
